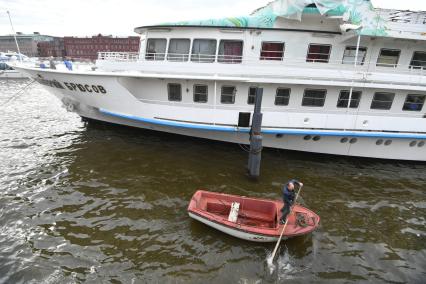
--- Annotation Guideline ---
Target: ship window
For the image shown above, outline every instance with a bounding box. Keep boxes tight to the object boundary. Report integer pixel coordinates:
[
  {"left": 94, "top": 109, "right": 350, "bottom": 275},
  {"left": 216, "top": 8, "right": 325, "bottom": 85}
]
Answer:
[
  {"left": 260, "top": 42, "right": 284, "bottom": 61},
  {"left": 342, "top": 46, "right": 367, "bottom": 65},
  {"left": 145, "top": 38, "right": 166, "bottom": 60},
  {"left": 302, "top": 89, "right": 327, "bottom": 107},
  {"left": 377, "top": 49, "right": 400, "bottom": 67},
  {"left": 248, "top": 87, "right": 257, "bottom": 105},
  {"left": 191, "top": 39, "right": 217, "bottom": 63},
  {"left": 168, "top": 83, "right": 182, "bottom": 101},
  {"left": 193, "top": 84, "right": 208, "bottom": 103},
  {"left": 221, "top": 86, "right": 236, "bottom": 104},
  {"left": 275, "top": 88, "right": 290, "bottom": 106},
  {"left": 337, "top": 90, "right": 362, "bottom": 108},
  {"left": 371, "top": 92, "right": 395, "bottom": 110},
  {"left": 218, "top": 40, "right": 243, "bottom": 63},
  {"left": 306, "top": 44, "right": 331, "bottom": 63},
  {"left": 403, "top": 94, "right": 425, "bottom": 111},
  {"left": 410, "top": 51, "right": 426, "bottom": 69},
  {"left": 167, "top": 38, "right": 190, "bottom": 62}
]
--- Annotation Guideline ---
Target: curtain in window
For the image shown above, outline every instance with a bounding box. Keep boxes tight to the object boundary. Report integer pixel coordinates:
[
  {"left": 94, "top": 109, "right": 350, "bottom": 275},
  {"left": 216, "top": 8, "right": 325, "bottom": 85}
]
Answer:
[
  {"left": 219, "top": 41, "right": 243, "bottom": 63},
  {"left": 145, "top": 39, "right": 166, "bottom": 60},
  {"left": 260, "top": 42, "right": 284, "bottom": 60},
  {"left": 168, "top": 39, "right": 190, "bottom": 61},
  {"left": 191, "top": 39, "right": 216, "bottom": 62}
]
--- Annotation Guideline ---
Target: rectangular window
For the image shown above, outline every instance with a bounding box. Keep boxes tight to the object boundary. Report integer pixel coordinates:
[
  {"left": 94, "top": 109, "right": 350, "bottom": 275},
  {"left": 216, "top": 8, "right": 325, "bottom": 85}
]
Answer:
[
  {"left": 218, "top": 40, "right": 243, "bottom": 63},
  {"left": 377, "top": 49, "right": 400, "bottom": 67},
  {"left": 403, "top": 94, "right": 425, "bottom": 111},
  {"left": 410, "top": 51, "right": 426, "bottom": 69},
  {"left": 302, "top": 89, "right": 327, "bottom": 107},
  {"left": 306, "top": 44, "right": 331, "bottom": 63},
  {"left": 336, "top": 90, "right": 362, "bottom": 108},
  {"left": 371, "top": 92, "right": 395, "bottom": 110},
  {"left": 191, "top": 39, "right": 217, "bottom": 63},
  {"left": 168, "top": 83, "right": 182, "bottom": 101},
  {"left": 260, "top": 42, "right": 284, "bottom": 61},
  {"left": 275, "top": 88, "right": 290, "bottom": 106},
  {"left": 167, "top": 39, "right": 190, "bottom": 62},
  {"left": 193, "top": 84, "right": 208, "bottom": 103},
  {"left": 342, "top": 46, "right": 367, "bottom": 65},
  {"left": 247, "top": 87, "right": 257, "bottom": 105},
  {"left": 221, "top": 86, "right": 236, "bottom": 104},
  {"left": 145, "top": 38, "right": 166, "bottom": 60}
]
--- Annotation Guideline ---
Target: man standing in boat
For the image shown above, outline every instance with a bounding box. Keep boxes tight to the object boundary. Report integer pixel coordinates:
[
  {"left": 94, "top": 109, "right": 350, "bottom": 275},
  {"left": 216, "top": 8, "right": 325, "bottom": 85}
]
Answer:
[{"left": 280, "top": 179, "right": 303, "bottom": 224}]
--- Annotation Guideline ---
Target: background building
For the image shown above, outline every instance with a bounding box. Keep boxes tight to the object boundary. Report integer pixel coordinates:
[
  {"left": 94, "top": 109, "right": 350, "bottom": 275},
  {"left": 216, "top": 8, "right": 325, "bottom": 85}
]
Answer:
[
  {"left": 0, "top": 32, "right": 55, "bottom": 57},
  {"left": 1, "top": 33, "right": 140, "bottom": 59},
  {"left": 63, "top": 34, "right": 140, "bottom": 60},
  {"left": 37, "top": 38, "right": 65, "bottom": 58}
]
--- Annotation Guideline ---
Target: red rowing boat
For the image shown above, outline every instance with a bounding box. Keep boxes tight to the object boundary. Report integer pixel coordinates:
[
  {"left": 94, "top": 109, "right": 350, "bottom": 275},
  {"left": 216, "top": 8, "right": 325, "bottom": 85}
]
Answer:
[{"left": 188, "top": 190, "right": 320, "bottom": 242}]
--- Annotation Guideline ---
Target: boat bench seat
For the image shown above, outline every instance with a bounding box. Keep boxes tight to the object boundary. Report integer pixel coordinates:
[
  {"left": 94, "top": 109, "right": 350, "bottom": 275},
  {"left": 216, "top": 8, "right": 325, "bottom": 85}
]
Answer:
[{"left": 239, "top": 210, "right": 274, "bottom": 223}]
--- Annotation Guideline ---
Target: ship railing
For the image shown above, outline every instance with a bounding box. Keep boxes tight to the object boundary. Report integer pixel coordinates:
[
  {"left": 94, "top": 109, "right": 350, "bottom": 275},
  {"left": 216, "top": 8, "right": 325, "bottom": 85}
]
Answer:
[
  {"left": 97, "top": 52, "right": 140, "bottom": 61},
  {"left": 97, "top": 51, "right": 426, "bottom": 76}
]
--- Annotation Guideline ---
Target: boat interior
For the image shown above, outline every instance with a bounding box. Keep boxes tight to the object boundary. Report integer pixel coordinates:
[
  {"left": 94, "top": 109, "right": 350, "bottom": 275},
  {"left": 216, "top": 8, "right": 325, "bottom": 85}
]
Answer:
[{"left": 198, "top": 192, "right": 278, "bottom": 229}]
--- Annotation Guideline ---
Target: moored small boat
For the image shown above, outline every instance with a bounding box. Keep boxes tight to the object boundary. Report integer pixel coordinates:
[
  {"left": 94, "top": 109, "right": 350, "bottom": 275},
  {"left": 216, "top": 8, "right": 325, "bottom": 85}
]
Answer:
[{"left": 187, "top": 190, "right": 320, "bottom": 242}]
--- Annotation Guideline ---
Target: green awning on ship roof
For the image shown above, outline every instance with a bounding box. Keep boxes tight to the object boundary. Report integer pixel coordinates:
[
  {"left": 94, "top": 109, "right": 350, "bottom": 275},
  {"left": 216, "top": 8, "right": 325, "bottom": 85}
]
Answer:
[{"left": 152, "top": 0, "right": 388, "bottom": 37}]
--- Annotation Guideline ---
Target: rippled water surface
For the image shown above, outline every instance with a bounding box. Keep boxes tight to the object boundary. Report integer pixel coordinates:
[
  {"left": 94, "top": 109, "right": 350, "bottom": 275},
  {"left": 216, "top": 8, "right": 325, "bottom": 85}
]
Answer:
[{"left": 0, "top": 79, "right": 425, "bottom": 283}]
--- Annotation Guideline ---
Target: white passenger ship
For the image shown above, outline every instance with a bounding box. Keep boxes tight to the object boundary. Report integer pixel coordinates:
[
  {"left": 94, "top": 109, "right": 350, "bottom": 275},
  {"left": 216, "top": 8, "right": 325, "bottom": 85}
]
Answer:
[{"left": 12, "top": 0, "right": 426, "bottom": 161}]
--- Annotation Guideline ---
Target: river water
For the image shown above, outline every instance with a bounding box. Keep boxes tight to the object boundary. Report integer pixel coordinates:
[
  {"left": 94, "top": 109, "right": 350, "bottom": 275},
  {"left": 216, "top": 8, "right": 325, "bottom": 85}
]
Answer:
[{"left": 0, "top": 79, "right": 425, "bottom": 283}]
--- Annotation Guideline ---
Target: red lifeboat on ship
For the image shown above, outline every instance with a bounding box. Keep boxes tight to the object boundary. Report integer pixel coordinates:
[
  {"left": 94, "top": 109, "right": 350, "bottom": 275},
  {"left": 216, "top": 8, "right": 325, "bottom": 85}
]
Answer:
[{"left": 188, "top": 190, "right": 320, "bottom": 242}]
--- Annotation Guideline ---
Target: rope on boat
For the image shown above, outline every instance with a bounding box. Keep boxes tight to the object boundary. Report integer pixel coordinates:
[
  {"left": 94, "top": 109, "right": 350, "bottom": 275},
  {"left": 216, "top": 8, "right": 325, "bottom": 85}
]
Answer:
[
  {"left": 0, "top": 79, "right": 35, "bottom": 107},
  {"left": 296, "top": 212, "right": 308, "bottom": 228}
]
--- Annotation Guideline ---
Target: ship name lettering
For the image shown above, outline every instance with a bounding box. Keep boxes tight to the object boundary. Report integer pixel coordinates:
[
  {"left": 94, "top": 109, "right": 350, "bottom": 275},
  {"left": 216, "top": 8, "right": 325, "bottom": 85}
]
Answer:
[
  {"left": 35, "top": 77, "right": 65, "bottom": 89},
  {"left": 63, "top": 82, "right": 107, "bottom": 94}
]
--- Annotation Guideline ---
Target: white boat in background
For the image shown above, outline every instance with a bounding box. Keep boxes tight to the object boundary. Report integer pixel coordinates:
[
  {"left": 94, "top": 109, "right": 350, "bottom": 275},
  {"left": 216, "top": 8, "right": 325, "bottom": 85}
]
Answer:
[
  {"left": 0, "top": 52, "right": 29, "bottom": 79},
  {"left": 10, "top": 0, "right": 426, "bottom": 161}
]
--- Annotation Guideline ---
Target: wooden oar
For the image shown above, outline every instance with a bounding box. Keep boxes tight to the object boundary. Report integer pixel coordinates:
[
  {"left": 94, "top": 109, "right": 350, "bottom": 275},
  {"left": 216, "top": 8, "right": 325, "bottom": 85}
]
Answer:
[{"left": 268, "top": 184, "right": 303, "bottom": 264}]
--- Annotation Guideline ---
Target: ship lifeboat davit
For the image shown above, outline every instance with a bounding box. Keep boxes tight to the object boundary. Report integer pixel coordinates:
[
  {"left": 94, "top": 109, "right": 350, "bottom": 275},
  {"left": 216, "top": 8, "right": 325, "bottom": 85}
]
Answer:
[{"left": 188, "top": 190, "right": 320, "bottom": 242}]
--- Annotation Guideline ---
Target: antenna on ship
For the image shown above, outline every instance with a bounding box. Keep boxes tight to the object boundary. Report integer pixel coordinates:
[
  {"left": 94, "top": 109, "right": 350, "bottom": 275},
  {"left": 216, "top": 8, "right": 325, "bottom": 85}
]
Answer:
[{"left": 6, "top": 10, "right": 23, "bottom": 63}]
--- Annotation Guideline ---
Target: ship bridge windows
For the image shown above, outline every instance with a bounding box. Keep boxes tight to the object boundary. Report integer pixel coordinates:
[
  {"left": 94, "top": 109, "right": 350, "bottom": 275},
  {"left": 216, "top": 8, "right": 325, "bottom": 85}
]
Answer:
[
  {"left": 302, "top": 89, "right": 327, "bottom": 107},
  {"left": 260, "top": 42, "right": 284, "bottom": 61},
  {"left": 306, "top": 44, "right": 331, "bottom": 63},
  {"left": 221, "top": 86, "right": 236, "bottom": 104},
  {"left": 167, "top": 39, "right": 191, "bottom": 62},
  {"left": 145, "top": 38, "right": 166, "bottom": 60},
  {"left": 342, "top": 46, "right": 367, "bottom": 65},
  {"left": 337, "top": 90, "right": 362, "bottom": 108},
  {"left": 275, "top": 88, "right": 291, "bottom": 106},
  {"left": 377, "top": 49, "right": 400, "bottom": 67},
  {"left": 371, "top": 92, "right": 395, "bottom": 110},
  {"left": 167, "top": 83, "right": 182, "bottom": 101},
  {"left": 410, "top": 51, "right": 426, "bottom": 69},
  {"left": 193, "top": 84, "right": 208, "bottom": 103},
  {"left": 191, "top": 39, "right": 217, "bottom": 63},
  {"left": 403, "top": 94, "right": 425, "bottom": 111},
  {"left": 218, "top": 40, "right": 243, "bottom": 64}
]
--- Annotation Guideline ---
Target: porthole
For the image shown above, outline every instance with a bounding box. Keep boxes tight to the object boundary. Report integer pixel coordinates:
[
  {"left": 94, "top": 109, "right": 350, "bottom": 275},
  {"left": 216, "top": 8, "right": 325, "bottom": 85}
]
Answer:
[
  {"left": 276, "top": 134, "right": 283, "bottom": 138},
  {"left": 304, "top": 135, "right": 312, "bottom": 140},
  {"left": 340, "top": 137, "right": 348, "bottom": 143},
  {"left": 384, "top": 140, "right": 392, "bottom": 146},
  {"left": 418, "top": 141, "right": 425, "bottom": 147},
  {"left": 376, "top": 139, "right": 383, "bottom": 145},
  {"left": 313, "top": 135, "right": 321, "bottom": 141},
  {"left": 409, "top": 141, "right": 417, "bottom": 147},
  {"left": 349, "top": 138, "right": 357, "bottom": 144}
]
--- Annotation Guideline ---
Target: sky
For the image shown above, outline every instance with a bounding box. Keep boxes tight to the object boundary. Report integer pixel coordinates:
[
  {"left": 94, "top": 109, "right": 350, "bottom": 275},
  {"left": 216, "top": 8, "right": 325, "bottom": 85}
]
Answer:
[{"left": 0, "top": 0, "right": 425, "bottom": 37}]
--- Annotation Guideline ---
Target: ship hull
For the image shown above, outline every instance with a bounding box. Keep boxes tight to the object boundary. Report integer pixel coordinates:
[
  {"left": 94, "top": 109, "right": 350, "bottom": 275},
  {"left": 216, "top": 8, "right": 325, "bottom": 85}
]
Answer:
[{"left": 12, "top": 65, "right": 426, "bottom": 161}]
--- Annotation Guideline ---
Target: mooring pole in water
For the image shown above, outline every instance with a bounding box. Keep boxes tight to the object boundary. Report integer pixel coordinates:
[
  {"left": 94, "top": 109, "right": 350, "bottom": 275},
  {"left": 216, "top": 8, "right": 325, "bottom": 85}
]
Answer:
[{"left": 248, "top": 88, "right": 263, "bottom": 178}]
